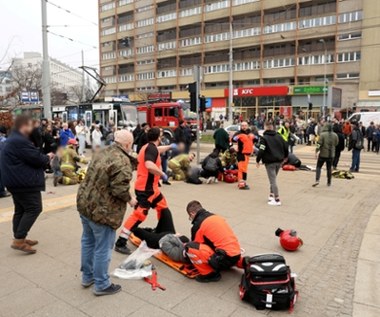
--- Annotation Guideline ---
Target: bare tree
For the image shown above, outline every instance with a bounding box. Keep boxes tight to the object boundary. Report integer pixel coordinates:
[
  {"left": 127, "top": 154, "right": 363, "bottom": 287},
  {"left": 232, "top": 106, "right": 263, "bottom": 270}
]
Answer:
[{"left": 69, "top": 85, "right": 95, "bottom": 103}]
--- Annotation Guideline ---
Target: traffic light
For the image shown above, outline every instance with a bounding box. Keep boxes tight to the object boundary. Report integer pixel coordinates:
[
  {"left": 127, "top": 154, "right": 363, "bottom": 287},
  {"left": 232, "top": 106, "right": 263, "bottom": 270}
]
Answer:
[
  {"left": 199, "top": 96, "right": 206, "bottom": 112},
  {"left": 188, "top": 82, "right": 197, "bottom": 112}
]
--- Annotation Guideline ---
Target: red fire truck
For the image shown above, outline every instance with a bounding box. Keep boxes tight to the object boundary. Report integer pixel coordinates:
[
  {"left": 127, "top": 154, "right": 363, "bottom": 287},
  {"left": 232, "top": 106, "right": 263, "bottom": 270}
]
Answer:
[{"left": 120, "top": 101, "right": 200, "bottom": 142}]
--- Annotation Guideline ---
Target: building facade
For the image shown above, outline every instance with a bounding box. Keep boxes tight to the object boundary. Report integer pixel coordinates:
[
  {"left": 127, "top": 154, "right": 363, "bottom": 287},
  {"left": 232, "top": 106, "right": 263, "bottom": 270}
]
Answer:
[
  {"left": 98, "top": 0, "right": 380, "bottom": 118},
  {"left": 12, "top": 52, "right": 83, "bottom": 95}
]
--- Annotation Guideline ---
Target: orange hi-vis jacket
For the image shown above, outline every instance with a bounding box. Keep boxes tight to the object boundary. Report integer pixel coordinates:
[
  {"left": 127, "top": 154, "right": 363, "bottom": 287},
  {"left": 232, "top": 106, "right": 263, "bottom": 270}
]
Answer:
[
  {"left": 234, "top": 132, "right": 254, "bottom": 155},
  {"left": 134, "top": 143, "right": 161, "bottom": 192},
  {"left": 191, "top": 209, "right": 241, "bottom": 257}
]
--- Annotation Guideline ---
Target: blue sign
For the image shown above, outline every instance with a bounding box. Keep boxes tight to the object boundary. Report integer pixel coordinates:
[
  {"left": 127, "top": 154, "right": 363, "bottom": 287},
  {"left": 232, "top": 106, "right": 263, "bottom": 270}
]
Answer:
[
  {"left": 20, "top": 91, "right": 39, "bottom": 103},
  {"left": 206, "top": 98, "right": 212, "bottom": 108}
]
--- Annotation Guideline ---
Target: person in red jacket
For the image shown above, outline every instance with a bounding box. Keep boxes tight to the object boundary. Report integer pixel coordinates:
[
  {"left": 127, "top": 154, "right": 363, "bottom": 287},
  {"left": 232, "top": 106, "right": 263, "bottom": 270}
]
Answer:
[
  {"left": 185, "top": 200, "right": 242, "bottom": 283},
  {"left": 233, "top": 122, "right": 254, "bottom": 190}
]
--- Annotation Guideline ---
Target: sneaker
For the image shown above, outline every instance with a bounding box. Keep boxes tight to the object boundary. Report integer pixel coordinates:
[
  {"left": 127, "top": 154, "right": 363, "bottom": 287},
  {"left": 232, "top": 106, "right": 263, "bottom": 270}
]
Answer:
[
  {"left": 94, "top": 283, "right": 122, "bottom": 296},
  {"left": 206, "top": 177, "right": 213, "bottom": 184},
  {"left": 195, "top": 272, "right": 221, "bottom": 283},
  {"left": 214, "top": 178, "right": 218, "bottom": 183},
  {"left": 268, "top": 195, "right": 275, "bottom": 202},
  {"left": 163, "top": 180, "right": 171, "bottom": 185},
  {"left": 312, "top": 181, "right": 319, "bottom": 187},
  {"left": 268, "top": 199, "right": 282, "bottom": 206},
  {"left": 82, "top": 280, "right": 94, "bottom": 288},
  {"left": 239, "top": 184, "right": 250, "bottom": 190},
  {"left": 114, "top": 245, "right": 131, "bottom": 255}
]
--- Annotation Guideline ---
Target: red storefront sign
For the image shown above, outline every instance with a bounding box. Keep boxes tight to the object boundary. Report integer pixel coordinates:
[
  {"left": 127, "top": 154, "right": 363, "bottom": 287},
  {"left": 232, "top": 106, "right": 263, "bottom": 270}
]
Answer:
[
  {"left": 148, "top": 92, "right": 172, "bottom": 100},
  {"left": 224, "top": 86, "right": 289, "bottom": 97},
  {"left": 279, "top": 106, "right": 293, "bottom": 118}
]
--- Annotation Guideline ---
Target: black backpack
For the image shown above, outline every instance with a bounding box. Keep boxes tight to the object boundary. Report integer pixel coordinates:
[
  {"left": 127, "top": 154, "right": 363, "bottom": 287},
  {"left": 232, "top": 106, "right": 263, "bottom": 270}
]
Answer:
[{"left": 239, "top": 254, "right": 298, "bottom": 312}]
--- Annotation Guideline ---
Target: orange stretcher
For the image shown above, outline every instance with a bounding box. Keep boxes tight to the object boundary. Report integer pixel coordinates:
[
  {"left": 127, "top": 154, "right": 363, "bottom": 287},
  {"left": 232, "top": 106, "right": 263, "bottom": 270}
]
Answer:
[{"left": 129, "top": 234, "right": 199, "bottom": 279}]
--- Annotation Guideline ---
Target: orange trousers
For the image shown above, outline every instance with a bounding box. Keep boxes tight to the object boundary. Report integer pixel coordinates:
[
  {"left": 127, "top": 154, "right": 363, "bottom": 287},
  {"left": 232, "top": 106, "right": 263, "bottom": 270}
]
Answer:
[
  {"left": 121, "top": 189, "right": 171, "bottom": 238},
  {"left": 185, "top": 242, "right": 215, "bottom": 275},
  {"left": 237, "top": 154, "right": 250, "bottom": 181}
]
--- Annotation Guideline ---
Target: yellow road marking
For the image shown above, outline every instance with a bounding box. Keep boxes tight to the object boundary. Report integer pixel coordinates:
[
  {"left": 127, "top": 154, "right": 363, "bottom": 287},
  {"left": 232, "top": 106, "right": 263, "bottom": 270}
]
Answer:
[{"left": 0, "top": 193, "right": 77, "bottom": 223}]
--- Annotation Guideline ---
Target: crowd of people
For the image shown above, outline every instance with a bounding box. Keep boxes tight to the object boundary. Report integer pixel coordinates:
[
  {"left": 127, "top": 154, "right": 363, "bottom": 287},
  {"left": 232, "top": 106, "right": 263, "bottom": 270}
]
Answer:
[{"left": 0, "top": 112, "right": 378, "bottom": 297}]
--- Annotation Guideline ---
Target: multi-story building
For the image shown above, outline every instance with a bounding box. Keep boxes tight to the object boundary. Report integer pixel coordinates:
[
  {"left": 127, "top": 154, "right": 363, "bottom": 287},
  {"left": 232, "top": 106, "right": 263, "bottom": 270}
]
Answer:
[
  {"left": 12, "top": 52, "right": 83, "bottom": 98},
  {"left": 98, "top": 0, "right": 380, "bottom": 119}
]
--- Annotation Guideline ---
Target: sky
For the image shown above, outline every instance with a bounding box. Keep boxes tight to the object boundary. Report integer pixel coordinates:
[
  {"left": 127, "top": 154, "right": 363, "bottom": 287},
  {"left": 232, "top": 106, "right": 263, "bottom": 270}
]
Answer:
[{"left": 0, "top": 0, "right": 99, "bottom": 71}]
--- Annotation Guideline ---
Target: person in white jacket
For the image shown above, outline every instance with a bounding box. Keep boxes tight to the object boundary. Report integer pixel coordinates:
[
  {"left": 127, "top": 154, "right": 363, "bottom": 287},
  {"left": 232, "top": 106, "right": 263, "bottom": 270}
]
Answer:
[
  {"left": 75, "top": 120, "right": 87, "bottom": 155},
  {"left": 91, "top": 125, "right": 103, "bottom": 151}
]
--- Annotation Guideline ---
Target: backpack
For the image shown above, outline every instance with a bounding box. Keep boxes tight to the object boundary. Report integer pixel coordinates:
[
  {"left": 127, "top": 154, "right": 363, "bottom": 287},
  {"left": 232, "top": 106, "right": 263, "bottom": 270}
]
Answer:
[
  {"left": 239, "top": 254, "right": 298, "bottom": 312},
  {"left": 203, "top": 156, "right": 219, "bottom": 172}
]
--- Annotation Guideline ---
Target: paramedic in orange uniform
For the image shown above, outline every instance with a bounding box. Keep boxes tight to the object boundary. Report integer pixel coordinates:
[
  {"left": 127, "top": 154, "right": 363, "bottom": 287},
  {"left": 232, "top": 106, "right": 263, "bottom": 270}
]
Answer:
[
  {"left": 233, "top": 121, "right": 254, "bottom": 190},
  {"left": 185, "top": 200, "right": 242, "bottom": 283},
  {"left": 114, "top": 127, "right": 180, "bottom": 254}
]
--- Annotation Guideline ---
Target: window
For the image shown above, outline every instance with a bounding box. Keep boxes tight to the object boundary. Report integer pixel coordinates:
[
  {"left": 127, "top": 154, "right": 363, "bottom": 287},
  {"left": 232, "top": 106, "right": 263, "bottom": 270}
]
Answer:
[
  {"left": 101, "top": 2, "right": 115, "bottom": 12},
  {"left": 233, "top": 0, "right": 259, "bottom": 5},
  {"left": 136, "top": 32, "right": 154, "bottom": 39},
  {"left": 168, "top": 107, "right": 178, "bottom": 118},
  {"left": 101, "top": 27, "right": 116, "bottom": 36},
  {"left": 179, "top": 6, "right": 201, "bottom": 18},
  {"left": 119, "top": 23, "right": 134, "bottom": 32},
  {"left": 102, "top": 52, "right": 116, "bottom": 60},
  {"left": 180, "top": 68, "right": 193, "bottom": 76},
  {"left": 136, "top": 18, "right": 154, "bottom": 28},
  {"left": 299, "top": 15, "right": 336, "bottom": 29},
  {"left": 136, "top": 45, "right": 155, "bottom": 54},
  {"left": 137, "top": 72, "right": 155, "bottom": 80},
  {"left": 338, "top": 11, "right": 363, "bottom": 23},
  {"left": 204, "top": 64, "right": 229, "bottom": 74},
  {"left": 336, "top": 73, "right": 360, "bottom": 80},
  {"left": 154, "top": 108, "right": 163, "bottom": 116},
  {"left": 337, "top": 51, "right": 361, "bottom": 62},
  {"left": 157, "top": 70, "right": 177, "bottom": 78},
  {"left": 180, "top": 37, "right": 201, "bottom": 47},
  {"left": 104, "top": 76, "right": 117, "bottom": 84},
  {"left": 119, "top": 74, "right": 134, "bottom": 82},
  {"left": 234, "top": 27, "right": 261, "bottom": 39},
  {"left": 158, "top": 41, "right": 176, "bottom": 51},
  {"left": 338, "top": 32, "right": 362, "bottom": 41},
  {"left": 157, "top": 12, "right": 177, "bottom": 23},
  {"left": 136, "top": 4, "right": 153, "bottom": 12},
  {"left": 119, "top": 0, "right": 132, "bottom": 6},
  {"left": 137, "top": 59, "right": 154, "bottom": 65},
  {"left": 119, "top": 49, "right": 133, "bottom": 58},
  {"left": 205, "top": 0, "right": 229, "bottom": 12},
  {"left": 205, "top": 32, "right": 229, "bottom": 43}
]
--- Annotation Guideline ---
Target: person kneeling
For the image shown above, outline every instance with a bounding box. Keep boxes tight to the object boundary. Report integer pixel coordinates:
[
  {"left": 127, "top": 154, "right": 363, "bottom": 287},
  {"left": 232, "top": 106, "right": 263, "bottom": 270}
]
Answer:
[
  {"left": 168, "top": 153, "right": 195, "bottom": 181},
  {"left": 185, "top": 200, "right": 242, "bottom": 283}
]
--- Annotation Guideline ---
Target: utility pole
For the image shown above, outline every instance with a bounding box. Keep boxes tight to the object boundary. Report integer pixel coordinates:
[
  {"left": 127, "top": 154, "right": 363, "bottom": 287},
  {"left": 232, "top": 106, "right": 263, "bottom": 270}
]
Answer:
[
  {"left": 41, "top": 0, "right": 52, "bottom": 119},
  {"left": 81, "top": 50, "right": 85, "bottom": 102},
  {"left": 319, "top": 39, "right": 327, "bottom": 120},
  {"left": 193, "top": 65, "right": 201, "bottom": 164},
  {"left": 228, "top": 2, "right": 233, "bottom": 124}
]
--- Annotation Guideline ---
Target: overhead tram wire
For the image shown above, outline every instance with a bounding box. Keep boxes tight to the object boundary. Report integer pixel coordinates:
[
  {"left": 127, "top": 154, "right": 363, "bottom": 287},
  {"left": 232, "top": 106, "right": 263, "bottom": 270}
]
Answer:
[
  {"left": 45, "top": 0, "right": 98, "bottom": 27},
  {"left": 48, "top": 30, "right": 97, "bottom": 49}
]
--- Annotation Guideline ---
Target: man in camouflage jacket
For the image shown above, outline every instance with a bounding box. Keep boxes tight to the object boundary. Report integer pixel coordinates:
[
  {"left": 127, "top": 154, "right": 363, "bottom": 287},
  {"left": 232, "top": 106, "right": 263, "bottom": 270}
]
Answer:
[{"left": 77, "top": 130, "right": 137, "bottom": 296}]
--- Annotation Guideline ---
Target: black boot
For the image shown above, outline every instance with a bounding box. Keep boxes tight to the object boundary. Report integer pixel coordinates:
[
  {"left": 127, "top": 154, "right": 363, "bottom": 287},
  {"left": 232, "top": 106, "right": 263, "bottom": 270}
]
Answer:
[{"left": 114, "top": 237, "right": 131, "bottom": 255}]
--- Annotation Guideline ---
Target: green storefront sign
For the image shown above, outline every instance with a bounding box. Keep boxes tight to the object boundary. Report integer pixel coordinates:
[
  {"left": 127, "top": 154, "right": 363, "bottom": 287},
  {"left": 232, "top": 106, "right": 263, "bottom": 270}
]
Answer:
[{"left": 293, "top": 86, "right": 327, "bottom": 95}]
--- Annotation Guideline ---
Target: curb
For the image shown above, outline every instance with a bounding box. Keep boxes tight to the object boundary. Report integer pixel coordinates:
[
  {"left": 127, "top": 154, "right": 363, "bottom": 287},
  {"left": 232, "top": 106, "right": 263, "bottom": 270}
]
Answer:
[{"left": 353, "top": 204, "right": 380, "bottom": 316}]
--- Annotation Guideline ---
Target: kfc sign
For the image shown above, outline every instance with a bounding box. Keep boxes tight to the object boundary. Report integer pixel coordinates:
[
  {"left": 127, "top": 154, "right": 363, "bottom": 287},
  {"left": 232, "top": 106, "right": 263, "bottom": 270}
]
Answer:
[{"left": 225, "top": 86, "right": 289, "bottom": 97}]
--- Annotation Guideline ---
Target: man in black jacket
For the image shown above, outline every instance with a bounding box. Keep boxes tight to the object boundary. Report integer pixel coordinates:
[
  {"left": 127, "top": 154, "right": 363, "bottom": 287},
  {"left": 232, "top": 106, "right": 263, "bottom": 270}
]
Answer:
[
  {"left": 256, "top": 121, "right": 288, "bottom": 206},
  {"left": 0, "top": 115, "right": 53, "bottom": 254}
]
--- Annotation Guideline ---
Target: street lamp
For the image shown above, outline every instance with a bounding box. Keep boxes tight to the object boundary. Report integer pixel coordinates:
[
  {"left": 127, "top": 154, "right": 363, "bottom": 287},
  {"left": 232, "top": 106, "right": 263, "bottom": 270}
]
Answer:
[{"left": 319, "top": 39, "right": 327, "bottom": 120}]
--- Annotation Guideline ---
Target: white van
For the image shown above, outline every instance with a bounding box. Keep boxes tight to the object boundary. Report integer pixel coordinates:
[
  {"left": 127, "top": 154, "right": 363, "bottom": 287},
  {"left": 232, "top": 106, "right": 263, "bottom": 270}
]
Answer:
[{"left": 348, "top": 112, "right": 380, "bottom": 127}]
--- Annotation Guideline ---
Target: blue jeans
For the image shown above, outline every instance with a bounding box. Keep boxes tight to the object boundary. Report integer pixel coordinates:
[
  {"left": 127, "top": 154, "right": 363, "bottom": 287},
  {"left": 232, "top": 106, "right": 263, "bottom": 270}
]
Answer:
[
  {"left": 351, "top": 149, "right": 361, "bottom": 171},
  {"left": 80, "top": 215, "right": 116, "bottom": 292}
]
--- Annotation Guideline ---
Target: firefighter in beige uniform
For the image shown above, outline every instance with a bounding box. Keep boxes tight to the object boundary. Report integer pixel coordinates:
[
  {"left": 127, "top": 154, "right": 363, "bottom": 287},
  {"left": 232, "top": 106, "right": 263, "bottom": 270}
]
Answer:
[{"left": 59, "top": 139, "right": 88, "bottom": 185}]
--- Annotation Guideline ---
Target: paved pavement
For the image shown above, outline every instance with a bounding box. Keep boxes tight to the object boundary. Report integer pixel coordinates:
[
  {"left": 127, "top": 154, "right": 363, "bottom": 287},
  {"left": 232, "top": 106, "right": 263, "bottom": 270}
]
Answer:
[{"left": 0, "top": 144, "right": 379, "bottom": 317}]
